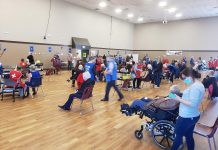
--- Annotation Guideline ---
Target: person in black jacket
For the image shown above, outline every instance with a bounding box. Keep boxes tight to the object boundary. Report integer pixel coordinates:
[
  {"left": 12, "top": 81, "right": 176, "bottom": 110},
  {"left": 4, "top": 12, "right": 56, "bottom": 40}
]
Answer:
[
  {"left": 58, "top": 72, "right": 95, "bottom": 110},
  {"left": 27, "top": 52, "right": 35, "bottom": 65},
  {"left": 154, "top": 57, "right": 163, "bottom": 88}
]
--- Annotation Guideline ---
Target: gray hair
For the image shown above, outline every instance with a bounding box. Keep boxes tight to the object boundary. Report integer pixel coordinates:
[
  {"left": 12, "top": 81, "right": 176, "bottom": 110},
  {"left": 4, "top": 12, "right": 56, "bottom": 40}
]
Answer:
[{"left": 169, "top": 85, "right": 180, "bottom": 94}]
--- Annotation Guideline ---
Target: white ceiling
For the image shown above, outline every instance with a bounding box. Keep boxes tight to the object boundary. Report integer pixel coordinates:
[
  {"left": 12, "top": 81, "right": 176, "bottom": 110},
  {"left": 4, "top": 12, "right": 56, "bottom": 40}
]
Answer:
[{"left": 64, "top": 0, "right": 218, "bottom": 24}]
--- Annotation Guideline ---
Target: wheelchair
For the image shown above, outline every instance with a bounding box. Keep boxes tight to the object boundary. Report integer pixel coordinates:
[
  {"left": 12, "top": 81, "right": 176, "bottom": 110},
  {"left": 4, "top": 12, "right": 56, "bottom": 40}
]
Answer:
[{"left": 121, "top": 98, "right": 179, "bottom": 149}]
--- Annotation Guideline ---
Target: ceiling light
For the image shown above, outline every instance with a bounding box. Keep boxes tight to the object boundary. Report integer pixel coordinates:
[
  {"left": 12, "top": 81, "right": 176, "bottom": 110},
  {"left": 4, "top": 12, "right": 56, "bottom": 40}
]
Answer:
[
  {"left": 115, "top": 8, "right": 122, "bottom": 13},
  {"left": 127, "top": 13, "right": 134, "bottom": 18},
  {"left": 175, "top": 13, "right": 183, "bottom": 17},
  {"left": 159, "top": 1, "right": 167, "bottom": 7},
  {"left": 138, "top": 17, "right": 144, "bottom": 22},
  {"left": 168, "top": 8, "right": 177, "bottom": 13},
  {"left": 99, "top": 2, "right": 107, "bottom": 8}
]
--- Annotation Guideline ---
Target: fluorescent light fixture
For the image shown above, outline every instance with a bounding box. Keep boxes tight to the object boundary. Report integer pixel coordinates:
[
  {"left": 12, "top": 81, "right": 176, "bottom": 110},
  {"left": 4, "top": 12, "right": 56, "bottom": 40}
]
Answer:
[
  {"left": 168, "top": 7, "right": 177, "bottom": 13},
  {"left": 159, "top": 1, "right": 167, "bottom": 7},
  {"left": 138, "top": 17, "right": 144, "bottom": 22},
  {"left": 127, "top": 13, "right": 134, "bottom": 18},
  {"left": 115, "top": 8, "right": 122, "bottom": 13},
  {"left": 175, "top": 13, "right": 183, "bottom": 17},
  {"left": 99, "top": 1, "right": 107, "bottom": 8}
]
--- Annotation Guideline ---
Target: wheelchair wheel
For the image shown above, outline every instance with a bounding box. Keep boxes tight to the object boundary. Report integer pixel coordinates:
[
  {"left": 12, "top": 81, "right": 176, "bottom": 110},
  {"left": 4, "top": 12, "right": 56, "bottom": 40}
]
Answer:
[
  {"left": 135, "top": 130, "right": 143, "bottom": 140},
  {"left": 151, "top": 120, "right": 175, "bottom": 149}
]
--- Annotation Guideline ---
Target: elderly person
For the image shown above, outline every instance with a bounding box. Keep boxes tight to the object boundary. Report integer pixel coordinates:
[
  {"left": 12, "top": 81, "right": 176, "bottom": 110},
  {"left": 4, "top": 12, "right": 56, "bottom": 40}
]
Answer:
[
  {"left": 59, "top": 71, "right": 95, "bottom": 110},
  {"left": 25, "top": 65, "right": 41, "bottom": 96},
  {"left": 121, "top": 85, "right": 182, "bottom": 116}
]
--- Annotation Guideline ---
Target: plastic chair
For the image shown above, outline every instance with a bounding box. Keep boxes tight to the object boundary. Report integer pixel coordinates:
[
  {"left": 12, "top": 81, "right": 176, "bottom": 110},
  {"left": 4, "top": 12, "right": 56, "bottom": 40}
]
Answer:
[
  {"left": 28, "top": 77, "right": 45, "bottom": 98},
  {"left": 78, "top": 86, "right": 94, "bottom": 115},
  {"left": 194, "top": 118, "right": 218, "bottom": 150}
]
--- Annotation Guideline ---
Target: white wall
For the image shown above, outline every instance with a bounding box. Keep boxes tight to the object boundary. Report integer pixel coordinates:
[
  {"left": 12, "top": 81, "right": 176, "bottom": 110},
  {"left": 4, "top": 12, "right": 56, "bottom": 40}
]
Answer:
[
  {"left": 0, "top": 0, "right": 134, "bottom": 49},
  {"left": 134, "top": 17, "right": 218, "bottom": 50}
]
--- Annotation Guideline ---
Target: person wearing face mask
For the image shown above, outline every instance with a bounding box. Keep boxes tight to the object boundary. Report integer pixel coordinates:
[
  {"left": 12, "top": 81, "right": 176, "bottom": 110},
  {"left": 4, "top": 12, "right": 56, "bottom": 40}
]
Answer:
[
  {"left": 101, "top": 56, "right": 124, "bottom": 101},
  {"left": 171, "top": 67, "right": 205, "bottom": 150}
]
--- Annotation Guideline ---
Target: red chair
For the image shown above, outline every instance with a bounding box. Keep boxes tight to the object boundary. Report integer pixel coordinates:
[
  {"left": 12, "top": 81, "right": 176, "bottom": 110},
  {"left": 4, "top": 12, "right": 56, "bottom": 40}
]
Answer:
[{"left": 78, "top": 86, "right": 94, "bottom": 115}]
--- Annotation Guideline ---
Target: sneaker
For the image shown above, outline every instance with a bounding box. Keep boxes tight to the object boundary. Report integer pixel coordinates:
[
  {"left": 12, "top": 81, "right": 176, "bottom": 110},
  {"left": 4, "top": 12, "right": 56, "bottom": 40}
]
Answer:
[{"left": 154, "top": 85, "right": 160, "bottom": 88}]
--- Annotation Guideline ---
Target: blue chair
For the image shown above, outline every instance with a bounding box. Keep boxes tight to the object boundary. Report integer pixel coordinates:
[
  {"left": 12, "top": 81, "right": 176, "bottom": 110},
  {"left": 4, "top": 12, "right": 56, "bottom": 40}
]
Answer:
[
  {"left": 1, "top": 73, "right": 24, "bottom": 102},
  {"left": 28, "top": 77, "right": 45, "bottom": 98}
]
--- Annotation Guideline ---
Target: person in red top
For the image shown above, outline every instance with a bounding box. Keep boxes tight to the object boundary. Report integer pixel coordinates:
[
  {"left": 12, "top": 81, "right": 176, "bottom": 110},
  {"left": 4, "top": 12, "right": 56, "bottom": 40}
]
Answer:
[
  {"left": 132, "top": 61, "right": 142, "bottom": 89},
  {"left": 208, "top": 57, "right": 215, "bottom": 70},
  {"left": 215, "top": 57, "right": 218, "bottom": 68},
  {"left": 162, "top": 55, "right": 169, "bottom": 64},
  {"left": 95, "top": 56, "right": 102, "bottom": 81},
  {"left": 10, "top": 68, "right": 26, "bottom": 97},
  {"left": 19, "top": 58, "right": 27, "bottom": 68}
]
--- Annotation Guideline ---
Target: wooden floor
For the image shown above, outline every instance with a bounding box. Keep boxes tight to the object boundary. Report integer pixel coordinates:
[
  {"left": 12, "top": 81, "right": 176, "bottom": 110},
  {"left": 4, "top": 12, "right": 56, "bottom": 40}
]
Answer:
[{"left": 0, "top": 71, "right": 217, "bottom": 150}]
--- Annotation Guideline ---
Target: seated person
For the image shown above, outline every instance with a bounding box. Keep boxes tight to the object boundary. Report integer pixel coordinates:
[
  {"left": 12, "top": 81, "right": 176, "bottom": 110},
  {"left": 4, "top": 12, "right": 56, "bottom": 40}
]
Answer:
[
  {"left": 68, "top": 64, "right": 84, "bottom": 87},
  {"left": 9, "top": 67, "right": 26, "bottom": 97},
  {"left": 25, "top": 65, "right": 41, "bottom": 96},
  {"left": 121, "top": 85, "right": 182, "bottom": 116},
  {"left": 202, "top": 70, "right": 217, "bottom": 88},
  {"left": 19, "top": 58, "right": 27, "bottom": 68},
  {"left": 141, "top": 64, "right": 152, "bottom": 82},
  {"left": 58, "top": 71, "right": 95, "bottom": 110}
]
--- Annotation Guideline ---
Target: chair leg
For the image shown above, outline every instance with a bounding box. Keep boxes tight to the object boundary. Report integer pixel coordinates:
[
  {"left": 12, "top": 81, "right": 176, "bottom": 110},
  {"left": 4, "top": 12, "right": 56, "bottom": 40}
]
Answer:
[
  {"left": 41, "top": 87, "right": 45, "bottom": 96},
  {"left": 1, "top": 91, "right": 3, "bottom": 101},
  {"left": 13, "top": 90, "right": 15, "bottom": 102},
  {"left": 213, "top": 136, "right": 217, "bottom": 150},
  {"left": 208, "top": 138, "right": 212, "bottom": 150},
  {"left": 90, "top": 99, "right": 94, "bottom": 111},
  {"left": 80, "top": 100, "right": 83, "bottom": 115}
]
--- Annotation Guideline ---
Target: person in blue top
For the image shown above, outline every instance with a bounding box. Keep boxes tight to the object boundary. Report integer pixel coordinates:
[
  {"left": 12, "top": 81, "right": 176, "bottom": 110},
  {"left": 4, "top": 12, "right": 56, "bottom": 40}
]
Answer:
[
  {"left": 171, "top": 67, "right": 205, "bottom": 150},
  {"left": 25, "top": 65, "right": 41, "bottom": 96},
  {"left": 85, "top": 57, "right": 96, "bottom": 81},
  {"left": 168, "top": 64, "right": 177, "bottom": 83},
  {"left": 101, "top": 56, "right": 124, "bottom": 101}
]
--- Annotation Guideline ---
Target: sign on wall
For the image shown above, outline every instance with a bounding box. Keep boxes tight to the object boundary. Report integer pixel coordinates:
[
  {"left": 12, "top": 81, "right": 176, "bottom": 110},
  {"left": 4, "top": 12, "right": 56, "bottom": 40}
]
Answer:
[
  {"left": 29, "top": 45, "right": 34, "bottom": 52},
  {"left": 166, "top": 51, "right": 183, "bottom": 56},
  {"left": 48, "top": 47, "right": 52, "bottom": 53}
]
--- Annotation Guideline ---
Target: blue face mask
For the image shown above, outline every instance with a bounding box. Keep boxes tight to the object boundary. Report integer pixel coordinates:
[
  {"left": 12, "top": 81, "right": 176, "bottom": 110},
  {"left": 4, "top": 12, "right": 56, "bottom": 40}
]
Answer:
[{"left": 184, "top": 77, "right": 192, "bottom": 85}]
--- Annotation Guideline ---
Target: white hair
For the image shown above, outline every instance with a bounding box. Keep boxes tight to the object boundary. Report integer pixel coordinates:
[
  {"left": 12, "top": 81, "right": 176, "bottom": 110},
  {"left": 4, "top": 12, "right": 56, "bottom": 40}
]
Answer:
[{"left": 170, "top": 85, "right": 180, "bottom": 94}]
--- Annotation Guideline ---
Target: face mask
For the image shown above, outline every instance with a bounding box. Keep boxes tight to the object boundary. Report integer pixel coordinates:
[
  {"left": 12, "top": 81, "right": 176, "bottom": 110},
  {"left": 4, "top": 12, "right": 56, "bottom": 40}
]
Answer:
[{"left": 184, "top": 77, "right": 192, "bottom": 85}]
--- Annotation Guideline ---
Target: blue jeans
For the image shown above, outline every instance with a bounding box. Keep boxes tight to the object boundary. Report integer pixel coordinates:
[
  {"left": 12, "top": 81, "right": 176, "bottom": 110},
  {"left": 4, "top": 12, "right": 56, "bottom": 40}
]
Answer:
[
  {"left": 104, "top": 80, "right": 123, "bottom": 100},
  {"left": 155, "top": 73, "right": 161, "bottom": 87},
  {"left": 63, "top": 93, "right": 82, "bottom": 108},
  {"left": 171, "top": 116, "right": 200, "bottom": 150}
]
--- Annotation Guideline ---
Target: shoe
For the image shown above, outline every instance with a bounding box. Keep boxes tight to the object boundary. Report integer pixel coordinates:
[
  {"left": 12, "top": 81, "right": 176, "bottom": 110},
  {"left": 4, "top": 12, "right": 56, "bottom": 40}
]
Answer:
[
  {"left": 33, "top": 92, "right": 37, "bottom": 95},
  {"left": 101, "top": 99, "right": 108, "bottom": 101},
  {"left": 137, "top": 87, "right": 141, "bottom": 89},
  {"left": 118, "top": 96, "right": 124, "bottom": 101},
  {"left": 58, "top": 105, "right": 71, "bottom": 111},
  {"left": 154, "top": 85, "right": 160, "bottom": 88}
]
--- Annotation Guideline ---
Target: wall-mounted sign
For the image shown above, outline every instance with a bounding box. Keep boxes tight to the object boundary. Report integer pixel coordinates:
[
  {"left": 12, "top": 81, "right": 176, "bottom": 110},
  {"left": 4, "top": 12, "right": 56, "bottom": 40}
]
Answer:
[
  {"left": 29, "top": 45, "right": 34, "bottom": 52},
  {"left": 166, "top": 51, "right": 183, "bottom": 56},
  {"left": 48, "top": 47, "right": 52, "bottom": 53}
]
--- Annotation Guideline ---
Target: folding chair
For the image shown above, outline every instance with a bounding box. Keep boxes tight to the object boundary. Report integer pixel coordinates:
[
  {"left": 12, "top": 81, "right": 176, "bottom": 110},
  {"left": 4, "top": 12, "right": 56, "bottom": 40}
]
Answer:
[
  {"left": 194, "top": 117, "right": 218, "bottom": 150},
  {"left": 78, "top": 86, "right": 94, "bottom": 115},
  {"left": 28, "top": 77, "right": 45, "bottom": 98}
]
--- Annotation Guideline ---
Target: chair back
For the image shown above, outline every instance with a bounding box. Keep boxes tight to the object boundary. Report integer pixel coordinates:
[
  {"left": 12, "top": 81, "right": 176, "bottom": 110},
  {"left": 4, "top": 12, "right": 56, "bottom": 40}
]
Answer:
[
  {"left": 30, "top": 77, "right": 42, "bottom": 87},
  {"left": 2, "top": 78, "right": 17, "bottom": 88},
  {"left": 81, "top": 86, "right": 93, "bottom": 100}
]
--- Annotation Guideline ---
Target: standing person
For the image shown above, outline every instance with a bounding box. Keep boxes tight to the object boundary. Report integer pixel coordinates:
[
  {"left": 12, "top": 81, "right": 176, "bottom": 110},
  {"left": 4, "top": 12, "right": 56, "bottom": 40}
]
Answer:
[
  {"left": 208, "top": 57, "right": 215, "bottom": 70},
  {"left": 190, "top": 56, "right": 195, "bottom": 67},
  {"left": 154, "top": 57, "right": 163, "bottom": 88},
  {"left": 171, "top": 67, "right": 205, "bottom": 150},
  {"left": 85, "top": 57, "right": 96, "bottom": 81},
  {"left": 27, "top": 52, "right": 35, "bottom": 65},
  {"left": 67, "top": 53, "right": 73, "bottom": 70},
  {"left": 101, "top": 56, "right": 124, "bottom": 102},
  {"left": 95, "top": 56, "right": 102, "bottom": 81},
  {"left": 132, "top": 61, "right": 142, "bottom": 89}
]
